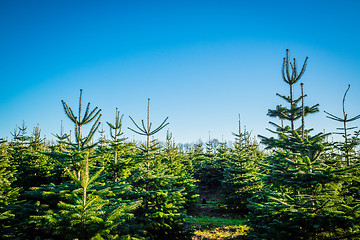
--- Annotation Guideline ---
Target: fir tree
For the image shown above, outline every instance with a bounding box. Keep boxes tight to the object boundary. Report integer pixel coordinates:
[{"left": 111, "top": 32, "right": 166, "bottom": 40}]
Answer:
[
  {"left": 0, "top": 138, "right": 20, "bottom": 238},
  {"left": 324, "top": 84, "right": 360, "bottom": 237},
  {"left": 222, "top": 115, "right": 263, "bottom": 214},
  {"left": 106, "top": 108, "right": 133, "bottom": 182},
  {"left": 249, "top": 50, "right": 356, "bottom": 239},
  {"left": 128, "top": 98, "right": 169, "bottom": 157},
  {"left": 61, "top": 89, "right": 101, "bottom": 153},
  {"left": 126, "top": 99, "right": 193, "bottom": 239},
  {"left": 60, "top": 89, "right": 102, "bottom": 178},
  {"left": 324, "top": 84, "right": 360, "bottom": 166},
  {"left": 31, "top": 90, "right": 142, "bottom": 239}
]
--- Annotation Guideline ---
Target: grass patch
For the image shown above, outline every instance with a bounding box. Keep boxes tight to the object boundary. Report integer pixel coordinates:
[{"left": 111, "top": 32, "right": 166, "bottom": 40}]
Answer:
[{"left": 187, "top": 216, "right": 249, "bottom": 240}]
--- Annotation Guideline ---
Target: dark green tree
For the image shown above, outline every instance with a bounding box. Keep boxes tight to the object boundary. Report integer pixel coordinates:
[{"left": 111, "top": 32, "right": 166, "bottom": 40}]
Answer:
[
  {"left": 34, "top": 153, "right": 141, "bottom": 240},
  {"left": 30, "top": 90, "right": 142, "bottom": 239},
  {"left": 324, "top": 84, "right": 360, "bottom": 237},
  {"left": 60, "top": 89, "right": 102, "bottom": 178},
  {"left": 106, "top": 108, "right": 134, "bottom": 182},
  {"left": 126, "top": 99, "right": 193, "bottom": 239},
  {"left": 324, "top": 84, "right": 360, "bottom": 166},
  {"left": 0, "top": 138, "right": 20, "bottom": 238},
  {"left": 249, "top": 50, "right": 356, "bottom": 239},
  {"left": 222, "top": 115, "right": 263, "bottom": 214},
  {"left": 128, "top": 98, "right": 169, "bottom": 157}
]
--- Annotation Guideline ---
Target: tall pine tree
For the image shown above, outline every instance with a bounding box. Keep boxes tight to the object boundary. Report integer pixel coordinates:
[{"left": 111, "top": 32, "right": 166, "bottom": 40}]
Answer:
[{"left": 249, "top": 50, "right": 356, "bottom": 239}]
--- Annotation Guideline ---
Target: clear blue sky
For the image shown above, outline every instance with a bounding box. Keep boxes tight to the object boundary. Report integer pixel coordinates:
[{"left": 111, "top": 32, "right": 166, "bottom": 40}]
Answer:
[{"left": 1, "top": 0, "right": 359, "bottom": 144}]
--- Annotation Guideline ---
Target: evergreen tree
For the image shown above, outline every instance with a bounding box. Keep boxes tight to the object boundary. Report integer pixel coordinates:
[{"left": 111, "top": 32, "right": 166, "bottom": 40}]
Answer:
[
  {"left": 6, "top": 123, "right": 55, "bottom": 238},
  {"left": 0, "top": 138, "right": 20, "bottom": 238},
  {"left": 324, "top": 84, "right": 360, "bottom": 166},
  {"left": 128, "top": 98, "right": 169, "bottom": 158},
  {"left": 31, "top": 90, "right": 142, "bottom": 239},
  {"left": 249, "top": 50, "right": 356, "bottom": 239},
  {"left": 222, "top": 115, "right": 263, "bottom": 214},
  {"left": 324, "top": 84, "right": 360, "bottom": 237},
  {"left": 107, "top": 108, "right": 134, "bottom": 182},
  {"left": 60, "top": 89, "right": 102, "bottom": 179},
  {"left": 161, "top": 131, "right": 198, "bottom": 212},
  {"left": 195, "top": 135, "right": 224, "bottom": 191},
  {"left": 34, "top": 153, "right": 141, "bottom": 240},
  {"left": 127, "top": 99, "right": 193, "bottom": 239}
]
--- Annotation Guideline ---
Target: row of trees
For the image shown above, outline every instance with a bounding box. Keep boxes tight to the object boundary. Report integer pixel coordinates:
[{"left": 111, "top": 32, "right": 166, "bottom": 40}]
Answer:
[
  {"left": 0, "top": 88, "right": 262, "bottom": 239},
  {"left": 1, "top": 49, "right": 359, "bottom": 239}
]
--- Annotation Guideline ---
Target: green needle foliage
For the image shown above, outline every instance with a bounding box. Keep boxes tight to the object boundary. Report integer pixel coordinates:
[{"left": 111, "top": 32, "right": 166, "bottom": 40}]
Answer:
[
  {"left": 5, "top": 123, "right": 56, "bottom": 239},
  {"left": 222, "top": 115, "right": 263, "bottom": 215},
  {"left": 107, "top": 108, "right": 126, "bottom": 166},
  {"left": 128, "top": 98, "right": 169, "bottom": 156},
  {"left": 0, "top": 138, "right": 20, "bottom": 239},
  {"left": 128, "top": 98, "right": 169, "bottom": 172},
  {"left": 324, "top": 84, "right": 360, "bottom": 236},
  {"left": 106, "top": 108, "right": 134, "bottom": 182},
  {"left": 62, "top": 89, "right": 102, "bottom": 152},
  {"left": 249, "top": 50, "right": 357, "bottom": 239},
  {"left": 325, "top": 84, "right": 360, "bottom": 166},
  {"left": 126, "top": 100, "right": 194, "bottom": 239},
  {"left": 59, "top": 89, "right": 102, "bottom": 179},
  {"left": 30, "top": 90, "right": 143, "bottom": 239},
  {"left": 34, "top": 153, "right": 142, "bottom": 240},
  {"left": 2, "top": 51, "right": 360, "bottom": 239},
  {"left": 267, "top": 49, "right": 318, "bottom": 134},
  {"left": 125, "top": 158, "right": 194, "bottom": 240}
]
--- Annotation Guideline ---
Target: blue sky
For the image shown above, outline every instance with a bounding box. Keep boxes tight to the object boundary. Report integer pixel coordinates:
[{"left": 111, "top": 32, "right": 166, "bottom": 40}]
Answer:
[{"left": 1, "top": 0, "right": 359, "bottom": 144}]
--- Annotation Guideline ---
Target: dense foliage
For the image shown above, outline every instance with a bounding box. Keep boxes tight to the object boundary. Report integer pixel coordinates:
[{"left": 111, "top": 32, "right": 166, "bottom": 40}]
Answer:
[{"left": 0, "top": 50, "right": 359, "bottom": 239}]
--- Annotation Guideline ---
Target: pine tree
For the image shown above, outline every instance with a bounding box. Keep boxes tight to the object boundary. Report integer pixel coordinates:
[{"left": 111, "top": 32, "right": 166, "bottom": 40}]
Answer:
[
  {"left": 28, "top": 90, "right": 143, "bottom": 239},
  {"left": 106, "top": 108, "right": 134, "bottom": 182},
  {"left": 5, "top": 123, "right": 55, "bottom": 238},
  {"left": 161, "top": 131, "right": 198, "bottom": 212},
  {"left": 60, "top": 89, "right": 102, "bottom": 178},
  {"left": 324, "top": 84, "right": 360, "bottom": 166},
  {"left": 128, "top": 98, "right": 169, "bottom": 157},
  {"left": 222, "top": 115, "right": 263, "bottom": 214},
  {"left": 33, "top": 152, "right": 142, "bottom": 239},
  {"left": 249, "top": 50, "right": 355, "bottom": 239},
  {"left": 324, "top": 84, "right": 360, "bottom": 237},
  {"left": 126, "top": 99, "right": 193, "bottom": 239},
  {"left": 0, "top": 138, "right": 20, "bottom": 238}
]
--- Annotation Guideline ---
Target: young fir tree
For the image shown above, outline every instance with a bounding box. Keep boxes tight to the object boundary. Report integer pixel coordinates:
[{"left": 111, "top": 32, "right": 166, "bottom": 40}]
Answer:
[
  {"left": 161, "top": 131, "right": 198, "bottom": 212},
  {"left": 190, "top": 141, "right": 205, "bottom": 172},
  {"left": 48, "top": 121, "right": 72, "bottom": 184},
  {"left": 126, "top": 99, "right": 193, "bottom": 239},
  {"left": 324, "top": 84, "right": 360, "bottom": 236},
  {"left": 106, "top": 108, "right": 134, "bottom": 182},
  {"left": 249, "top": 50, "right": 356, "bottom": 239},
  {"left": 222, "top": 115, "right": 263, "bottom": 215},
  {"left": 0, "top": 138, "right": 20, "bottom": 239},
  {"left": 194, "top": 133, "right": 224, "bottom": 192},
  {"left": 59, "top": 89, "right": 102, "bottom": 174},
  {"left": 32, "top": 90, "right": 142, "bottom": 239},
  {"left": 324, "top": 84, "right": 360, "bottom": 166},
  {"left": 34, "top": 153, "right": 142, "bottom": 240},
  {"left": 6, "top": 123, "right": 55, "bottom": 238},
  {"left": 128, "top": 99, "right": 169, "bottom": 155},
  {"left": 21, "top": 125, "right": 54, "bottom": 189}
]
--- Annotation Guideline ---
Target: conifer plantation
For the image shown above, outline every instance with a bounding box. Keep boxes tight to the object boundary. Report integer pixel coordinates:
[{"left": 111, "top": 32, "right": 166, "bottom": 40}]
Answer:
[{"left": 1, "top": 50, "right": 359, "bottom": 239}]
